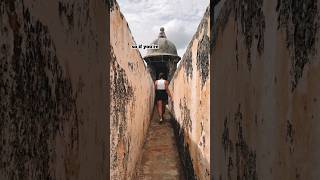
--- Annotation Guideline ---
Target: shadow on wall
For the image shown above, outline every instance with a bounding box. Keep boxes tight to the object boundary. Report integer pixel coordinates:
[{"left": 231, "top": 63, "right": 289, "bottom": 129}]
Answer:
[{"left": 170, "top": 116, "right": 210, "bottom": 180}]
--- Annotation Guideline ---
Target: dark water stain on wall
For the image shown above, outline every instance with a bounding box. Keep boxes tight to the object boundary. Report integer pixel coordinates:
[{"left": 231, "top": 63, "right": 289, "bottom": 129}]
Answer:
[
  {"left": 276, "top": 0, "right": 318, "bottom": 91},
  {"left": 183, "top": 49, "right": 193, "bottom": 80},
  {"left": 109, "top": 0, "right": 117, "bottom": 11},
  {"left": 235, "top": 30, "right": 240, "bottom": 72},
  {"left": 222, "top": 117, "right": 234, "bottom": 158},
  {"left": 235, "top": 0, "right": 266, "bottom": 71},
  {"left": 110, "top": 46, "right": 135, "bottom": 177},
  {"left": 59, "top": 2, "right": 75, "bottom": 28},
  {"left": 217, "top": 0, "right": 233, "bottom": 33},
  {"left": 179, "top": 98, "right": 192, "bottom": 133},
  {"left": 197, "top": 34, "right": 210, "bottom": 88},
  {"left": 110, "top": 46, "right": 134, "bottom": 136},
  {"left": 221, "top": 105, "right": 257, "bottom": 180},
  {"left": 58, "top": 0, "right": 91, "bottom": 37},
  {"left": 199, "top": 121, "right": 206, "bottom": 149},
  {"left": 221, "top": 116, "right": 236, "bottom": 180},
  {"left": 234, "top": 105, "right": 257, "bottom": 180},
  {"left": 182, "top": 7, "right": 210, "bottom": 81},
  {"left": 286, "top": 120, "right": 295, "bottom": 153},
  {"left": 215, "top": 0, "right": 266, "bottom": 71},
  {"left": 0, "top": 1, "right": 79, "bottom": 179}
]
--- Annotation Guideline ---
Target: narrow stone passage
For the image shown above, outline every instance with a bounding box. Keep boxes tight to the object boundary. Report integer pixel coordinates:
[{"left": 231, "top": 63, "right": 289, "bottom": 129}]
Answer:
[{"left": 135, "top": 107, "right": 185, "bottom": 180}]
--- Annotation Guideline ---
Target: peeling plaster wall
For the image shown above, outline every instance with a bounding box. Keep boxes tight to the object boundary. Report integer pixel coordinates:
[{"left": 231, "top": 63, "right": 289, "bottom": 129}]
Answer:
[
  {"left": 0, "top": 0, "right": 107, "bottom": 180},
  {"left": 213, "top": 0, "right": 320, "bottom": 179},
  {"left": 110, "top": 1, "right": 155, "bottom": 180},
  {"left": 169, "top": 7, "right": 210, "bottom": 180}
]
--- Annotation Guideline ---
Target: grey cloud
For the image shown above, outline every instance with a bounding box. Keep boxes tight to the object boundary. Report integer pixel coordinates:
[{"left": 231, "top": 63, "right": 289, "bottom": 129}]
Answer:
[
  {"left": 166, "top": 26, "right": 191, "bottom": 49},
  {"left": 117, "top": 0, "right": 209, "bottom": 56}
]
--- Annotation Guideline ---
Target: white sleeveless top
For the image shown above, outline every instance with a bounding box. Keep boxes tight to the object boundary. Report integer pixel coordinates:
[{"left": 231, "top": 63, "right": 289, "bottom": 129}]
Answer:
[{"left": 156, "top": 79, "right": 166, "bottom": 90}]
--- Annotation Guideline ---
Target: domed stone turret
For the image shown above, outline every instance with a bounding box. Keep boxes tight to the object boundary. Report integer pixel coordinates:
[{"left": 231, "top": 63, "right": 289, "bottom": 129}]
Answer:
[
  {"left": 144, "top": 27, "right": 181, "bottom": 81},
  {"left": 144, "top": 27, "right": 180, "bottom": 59}
]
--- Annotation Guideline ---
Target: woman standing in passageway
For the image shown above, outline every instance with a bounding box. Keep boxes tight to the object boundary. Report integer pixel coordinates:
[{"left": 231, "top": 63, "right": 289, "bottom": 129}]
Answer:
[{"left": 155, "top": 72, "right": 173, "bottom": 123}]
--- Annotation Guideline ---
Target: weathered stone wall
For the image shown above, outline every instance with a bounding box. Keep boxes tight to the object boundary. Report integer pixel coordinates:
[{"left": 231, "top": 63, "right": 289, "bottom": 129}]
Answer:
[
  {"left": 0, "top": 0, "right": 107, "bottom": 179},
  {"left": 110, "top": 1, "right": 155, "bottom": 180},
  {"left": 212, "top": 0, "right": 320, "bottom": 179},
  {"left": 169, "top": 7, "right": 210, "bottom": 180}
]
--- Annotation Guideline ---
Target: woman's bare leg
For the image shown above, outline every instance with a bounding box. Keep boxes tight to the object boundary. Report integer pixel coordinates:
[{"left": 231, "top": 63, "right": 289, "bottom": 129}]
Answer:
[
  {"left": 162, "top": 102, "right": 166, "bottom": 115},
  {"left": 157, "top": 100, "right": 163, "bottom": 119}
]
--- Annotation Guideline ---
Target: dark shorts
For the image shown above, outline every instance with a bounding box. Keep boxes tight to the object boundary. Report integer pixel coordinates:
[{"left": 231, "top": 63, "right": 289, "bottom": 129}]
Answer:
[{"left": 155, "top": 90, "right": 168, "bottom": 101}]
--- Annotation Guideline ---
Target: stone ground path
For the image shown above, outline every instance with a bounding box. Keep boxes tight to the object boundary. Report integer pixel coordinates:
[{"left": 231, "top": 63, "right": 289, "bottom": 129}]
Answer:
[{"left": 135, "top": 107, "right": 185, "bottom": 180}]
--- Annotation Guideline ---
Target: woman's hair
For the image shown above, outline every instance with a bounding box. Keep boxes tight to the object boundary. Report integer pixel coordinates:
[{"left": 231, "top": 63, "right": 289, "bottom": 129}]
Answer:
[{"left": 158, "top": 72, "right": 165, "bottom": 79}]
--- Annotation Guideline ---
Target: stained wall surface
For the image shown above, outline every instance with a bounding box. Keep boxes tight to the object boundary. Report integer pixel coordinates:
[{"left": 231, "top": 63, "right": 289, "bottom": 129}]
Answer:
[
  {"left": 0, "top": 0, "right": 107, "bottom": 179},
  {"left": 212, "top": 0, "right": 320, "bottom": 179},
  {"left": 169, "top": 7, "right": 210, "bottom": 180},
  {"left": 110, "top": 1, "right": 155, "bottom": 180}
]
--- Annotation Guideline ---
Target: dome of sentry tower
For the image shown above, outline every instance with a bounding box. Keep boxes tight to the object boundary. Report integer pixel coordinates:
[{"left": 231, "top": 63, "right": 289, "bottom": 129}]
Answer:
[{"left": 144, "top": 27, "right": 181, "bottom": 60}]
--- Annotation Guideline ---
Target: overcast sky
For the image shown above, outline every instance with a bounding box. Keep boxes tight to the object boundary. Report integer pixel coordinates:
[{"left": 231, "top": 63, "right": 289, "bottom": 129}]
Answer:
[{"left": 117, "top": 0, "right": 209, "bottom": 57}]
